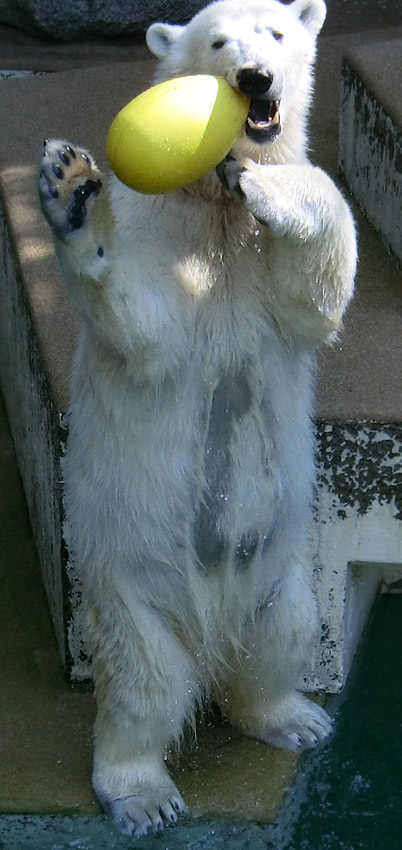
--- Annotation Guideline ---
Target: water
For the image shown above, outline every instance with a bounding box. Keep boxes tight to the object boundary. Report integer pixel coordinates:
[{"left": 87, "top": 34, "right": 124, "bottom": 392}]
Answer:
[
  {"left": 0, "top": 595, "right": 400, "bottom": 850},
  {"left": 289, "top": 594, "right": 402, "bottom": 850}
]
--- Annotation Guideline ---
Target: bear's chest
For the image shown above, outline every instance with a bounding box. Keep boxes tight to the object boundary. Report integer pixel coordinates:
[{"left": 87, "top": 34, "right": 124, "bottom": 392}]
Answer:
[{"left": 173, "top": 198, "right": 268, "bottom": 298}]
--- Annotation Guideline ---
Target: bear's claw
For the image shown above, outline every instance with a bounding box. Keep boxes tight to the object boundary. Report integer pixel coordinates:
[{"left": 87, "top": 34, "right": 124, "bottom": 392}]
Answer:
[
  {"left": 97, "top": 785, "right": 187, "bottom": 837},
  {"left": 216, "top": 153, "right": 247, "bottom": 201}
]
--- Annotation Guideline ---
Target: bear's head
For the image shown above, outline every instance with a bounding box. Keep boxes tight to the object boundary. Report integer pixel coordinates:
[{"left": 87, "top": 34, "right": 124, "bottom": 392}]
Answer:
[{"left": 146, "top": 0, "right": 326, "bottom": 164}]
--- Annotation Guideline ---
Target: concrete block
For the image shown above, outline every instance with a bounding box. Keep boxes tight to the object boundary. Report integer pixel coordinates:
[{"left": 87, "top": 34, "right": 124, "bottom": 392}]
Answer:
[{"left": 339, "top": 40, "right": 402, "bottom": 267}]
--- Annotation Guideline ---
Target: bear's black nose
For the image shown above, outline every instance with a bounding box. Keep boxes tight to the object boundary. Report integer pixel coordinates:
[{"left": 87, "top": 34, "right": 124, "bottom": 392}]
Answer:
[{"left": 237, "top": 68, "right": 273, "bottom": 97}]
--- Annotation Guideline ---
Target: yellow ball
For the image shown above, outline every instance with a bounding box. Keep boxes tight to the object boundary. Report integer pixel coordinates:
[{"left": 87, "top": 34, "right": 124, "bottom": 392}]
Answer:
[{"left": 106, "top": 75, "right": 249, "bottom": 194}]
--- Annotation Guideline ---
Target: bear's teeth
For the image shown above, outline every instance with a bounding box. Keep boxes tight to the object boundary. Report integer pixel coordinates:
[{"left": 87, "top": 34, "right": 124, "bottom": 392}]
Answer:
[
  {"left": 247, "top": 112, "right": 280, "bottom": 130},
  {"left": 247, "top": 117, "right": 269, "bottom": 130},
  {"left": 247, "top": 99, "right": 281, "bottom": 131}
]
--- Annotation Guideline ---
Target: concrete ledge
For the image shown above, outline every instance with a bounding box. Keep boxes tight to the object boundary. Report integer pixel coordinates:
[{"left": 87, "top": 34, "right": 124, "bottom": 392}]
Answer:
[{"left": 339, "top": 40, "right": 402, "bottom": 267}]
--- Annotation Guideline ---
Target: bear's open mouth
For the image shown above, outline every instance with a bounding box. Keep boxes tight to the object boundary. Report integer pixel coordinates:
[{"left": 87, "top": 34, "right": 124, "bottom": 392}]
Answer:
[{"left": 246, "top": 98, "right": 281, "bottom": 143}]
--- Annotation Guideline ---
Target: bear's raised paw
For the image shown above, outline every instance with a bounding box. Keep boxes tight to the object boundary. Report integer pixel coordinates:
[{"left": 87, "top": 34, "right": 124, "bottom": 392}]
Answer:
[{"left": 39, "top": 139, "right": 102, "bottom": 237}]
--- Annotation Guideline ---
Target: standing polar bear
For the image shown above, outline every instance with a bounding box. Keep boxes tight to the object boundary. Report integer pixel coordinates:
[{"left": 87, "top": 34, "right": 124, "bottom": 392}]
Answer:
[{"left": 39, "top": 0, "right": 356, "bottom": 837}]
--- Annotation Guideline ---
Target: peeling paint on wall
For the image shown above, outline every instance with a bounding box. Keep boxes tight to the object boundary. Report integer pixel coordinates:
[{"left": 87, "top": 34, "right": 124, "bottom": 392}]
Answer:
[
  {"left": 316, "top": 420, "right": 402, "bottom": 519},
  {"left": 306, "top": 420, "right": 402, "bottom": 693}
]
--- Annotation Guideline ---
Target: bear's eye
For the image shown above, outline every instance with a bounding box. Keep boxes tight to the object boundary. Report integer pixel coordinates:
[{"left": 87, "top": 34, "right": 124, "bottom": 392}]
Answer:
[
  {"left": 211, "top": 39, "right": 226, "bottom": 49},
  {"left": 272, "top": 30, "right": 284, "bottom": 42}
]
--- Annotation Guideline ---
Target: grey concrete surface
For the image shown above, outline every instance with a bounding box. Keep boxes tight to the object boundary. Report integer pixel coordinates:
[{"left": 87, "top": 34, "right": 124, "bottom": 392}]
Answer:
[{"left": 343, "top": 38, "right": 402, "bottom": 127}]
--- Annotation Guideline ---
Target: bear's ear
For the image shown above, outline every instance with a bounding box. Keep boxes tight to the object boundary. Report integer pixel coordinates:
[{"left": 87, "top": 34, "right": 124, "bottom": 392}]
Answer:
[
  {"left": 290, "top": 0, "right": 326, "bottom": 36},
  {"left": 146, "top": 23, "right": 185, "bottom": 58}
]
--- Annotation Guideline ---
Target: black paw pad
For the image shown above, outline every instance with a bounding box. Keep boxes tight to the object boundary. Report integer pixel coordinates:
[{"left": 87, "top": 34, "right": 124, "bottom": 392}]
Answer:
[
  {"left": 67, "top": 178, "right": 102, "bottom": 230},
  {"left": 52, "top": 163, "right": 64, "bottom": 180}
]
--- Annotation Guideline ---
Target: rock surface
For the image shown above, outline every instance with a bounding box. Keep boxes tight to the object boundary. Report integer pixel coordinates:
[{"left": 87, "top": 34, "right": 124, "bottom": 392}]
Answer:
[{"left": 0, "top": 0, "right": 207, "bottom": 41}]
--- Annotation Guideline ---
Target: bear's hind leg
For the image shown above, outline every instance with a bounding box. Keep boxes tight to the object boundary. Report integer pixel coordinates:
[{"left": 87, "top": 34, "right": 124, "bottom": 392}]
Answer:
[
  {"left": 217, "top": 568, "right": 333, "bottom": 752},
  {"left": 88, "top": 592, "right": 199, "bottom": 836}
]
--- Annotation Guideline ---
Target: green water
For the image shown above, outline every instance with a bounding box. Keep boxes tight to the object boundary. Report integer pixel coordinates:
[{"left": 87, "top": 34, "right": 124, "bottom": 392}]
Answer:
[
  {"left": 0, "top": 595, "right": 400, "bottom": 850},
  {"left": 290, "top": 593, "right": 402, "bottom": 850}
]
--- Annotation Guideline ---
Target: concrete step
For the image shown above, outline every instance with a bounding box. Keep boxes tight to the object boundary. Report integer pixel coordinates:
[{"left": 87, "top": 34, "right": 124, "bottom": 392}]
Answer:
[
  {"left": 0, "top": 27, "right": 401, "bottom": 690},
  {"left": 339, "top": 38, "right": 402, "bottom": 267}
]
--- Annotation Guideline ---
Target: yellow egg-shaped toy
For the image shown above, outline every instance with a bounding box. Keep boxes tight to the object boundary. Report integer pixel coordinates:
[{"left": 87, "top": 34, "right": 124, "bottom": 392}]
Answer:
[{"left": 106, "top": 75, "right": 249, "bottom": 194}]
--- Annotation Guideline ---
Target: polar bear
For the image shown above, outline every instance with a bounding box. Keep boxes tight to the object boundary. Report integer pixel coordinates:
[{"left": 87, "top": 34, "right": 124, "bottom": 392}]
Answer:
[{"left": 38, "top": 0, "right": 356, "bottom": 837}]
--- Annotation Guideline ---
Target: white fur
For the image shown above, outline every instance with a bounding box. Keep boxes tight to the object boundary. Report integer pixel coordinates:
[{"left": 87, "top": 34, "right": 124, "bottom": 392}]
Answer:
[{"left": 39, "top": 0, "right": 356, "bottom": 837}]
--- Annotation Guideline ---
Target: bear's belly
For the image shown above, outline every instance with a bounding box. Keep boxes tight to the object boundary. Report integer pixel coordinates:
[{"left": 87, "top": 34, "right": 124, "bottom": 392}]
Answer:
[
  {"left": 193, "top": 351, "right": 313, "bottom": 574},
  {"left": 66, "top": 316, "right": 314, "bottom": 585}
]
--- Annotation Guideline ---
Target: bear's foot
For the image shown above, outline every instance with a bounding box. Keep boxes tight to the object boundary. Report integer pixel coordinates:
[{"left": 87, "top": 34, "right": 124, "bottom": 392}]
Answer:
[
  {"left": 262, "top": 695, "right": 333, "bottom": 751},
  {"left": 234, "top": 692, "right": 333, "bottom": 753},
  {"left": 39, "top": 139, "right": 102, "bottom": 237},
  {"left": 94, "top": 771, "right": 187, "bottom": 837}
]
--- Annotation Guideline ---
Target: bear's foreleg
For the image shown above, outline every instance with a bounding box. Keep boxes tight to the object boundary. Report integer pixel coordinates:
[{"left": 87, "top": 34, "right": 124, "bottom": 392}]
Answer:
[
  {"left": 39, "top": 140, "right": 188, "bottom": 372},
  {"left": 39, "top": 139, "right": 131, "bottom": 356},
  {"left": 218, "top": 154, "right": 356, "bottom": 341},
  {"left": 218, "top": 154, "right": 352, "bottom": 243},
  {"left": 39, "top": 139, "right": 131, "bottom": 351}
]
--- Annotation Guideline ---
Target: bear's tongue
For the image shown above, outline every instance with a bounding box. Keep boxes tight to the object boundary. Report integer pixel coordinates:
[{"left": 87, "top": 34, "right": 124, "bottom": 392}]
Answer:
[{"left": 247, "top": 98, "right": 280, "bottom": 131}]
